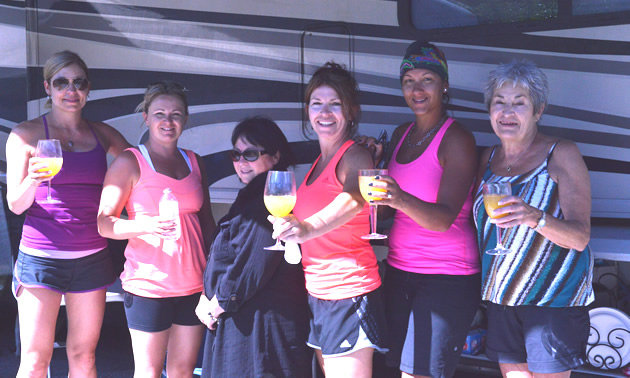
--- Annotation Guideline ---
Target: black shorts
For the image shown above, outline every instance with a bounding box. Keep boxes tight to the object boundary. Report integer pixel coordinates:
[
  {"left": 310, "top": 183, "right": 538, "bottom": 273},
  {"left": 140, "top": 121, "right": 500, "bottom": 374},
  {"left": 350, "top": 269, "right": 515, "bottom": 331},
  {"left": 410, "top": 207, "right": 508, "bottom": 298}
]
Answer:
[
  {"left": 124, "top": 291, "right": 203, "bottom": 333},
  {"left": 307, "top": 287, "right": 388, "bottom": 357},
  {"left": 486, "top": 302, "right": 589, "bottom": 373},
  {"left": 383, "top": 264, "right": 481, "bottom": 377},
  {"left": 12, "top": 248, "right": 115, "bottom": 296}
]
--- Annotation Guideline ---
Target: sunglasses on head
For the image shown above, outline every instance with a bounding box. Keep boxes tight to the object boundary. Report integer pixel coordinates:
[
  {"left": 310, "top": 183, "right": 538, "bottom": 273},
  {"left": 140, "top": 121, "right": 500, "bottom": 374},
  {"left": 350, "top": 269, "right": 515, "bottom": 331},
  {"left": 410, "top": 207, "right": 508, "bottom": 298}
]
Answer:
[
  {"left": 229, "top": 148, "right": 268, "bottom": 162},
  {"left": 51, "top": 77, "right": 89, "bottom": 91}
]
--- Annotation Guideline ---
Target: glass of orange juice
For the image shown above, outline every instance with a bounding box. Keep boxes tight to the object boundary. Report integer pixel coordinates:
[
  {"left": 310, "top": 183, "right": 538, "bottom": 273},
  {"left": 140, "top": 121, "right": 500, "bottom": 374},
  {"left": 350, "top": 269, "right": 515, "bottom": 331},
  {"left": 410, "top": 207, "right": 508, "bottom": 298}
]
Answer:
[
  {"left": 264, "top": 170, "right": 296, "bottom": 251},
  {"left": 358, "top": 169, "right": 388, "bottom": 239},
  {"left": 482, "top": 182, "right": 512, "bottom": 255},
  {"left": 36, "top": 139, "right": 63, "bottom": 203}
]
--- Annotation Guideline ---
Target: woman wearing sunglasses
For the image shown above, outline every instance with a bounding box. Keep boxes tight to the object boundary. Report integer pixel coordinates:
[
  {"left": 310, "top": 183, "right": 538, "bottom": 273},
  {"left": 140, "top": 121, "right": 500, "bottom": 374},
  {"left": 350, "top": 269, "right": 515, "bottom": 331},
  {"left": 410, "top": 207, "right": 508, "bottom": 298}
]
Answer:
[
  {"left": 195, "top": 116, "right": 311, "bottom": 377},
  {"left": 5, "top": 50, "right": 129, "bottom": 377},
  {"left": 97, "top": 81, "right": 215, "bottom": 377}
]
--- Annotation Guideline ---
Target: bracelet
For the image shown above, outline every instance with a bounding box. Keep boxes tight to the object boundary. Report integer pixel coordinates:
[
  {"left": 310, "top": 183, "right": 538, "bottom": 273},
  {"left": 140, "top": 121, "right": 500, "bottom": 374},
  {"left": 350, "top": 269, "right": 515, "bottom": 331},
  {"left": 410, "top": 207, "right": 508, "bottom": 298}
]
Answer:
[{"left": 208, "top": 313, "right": 220, "bottom": 323}]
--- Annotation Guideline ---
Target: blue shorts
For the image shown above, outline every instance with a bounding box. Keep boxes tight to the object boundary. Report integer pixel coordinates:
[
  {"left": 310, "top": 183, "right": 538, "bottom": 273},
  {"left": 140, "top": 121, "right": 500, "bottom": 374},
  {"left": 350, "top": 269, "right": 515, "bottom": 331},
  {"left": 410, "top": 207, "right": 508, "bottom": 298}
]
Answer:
[
  {"left": 307, "top": 287, "right": 388, "bottom": 357},
  {"left": 486, "top": 302, "right": 589, "bottom": 373},
  {"left": 383, "top": 264, "right": 481, "bottom": 377},
  {"left": 124, "top": 291, "right": 202, "bottom": 333},
  {"left": 12, "top": 248, "right": 115, "bottom": 297}
]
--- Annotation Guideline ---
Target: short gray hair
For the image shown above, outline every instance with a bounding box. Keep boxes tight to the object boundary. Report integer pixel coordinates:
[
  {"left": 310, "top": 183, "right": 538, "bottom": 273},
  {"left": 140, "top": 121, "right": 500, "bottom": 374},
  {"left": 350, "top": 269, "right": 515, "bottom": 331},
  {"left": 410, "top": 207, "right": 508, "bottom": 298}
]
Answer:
[{"left": 484, "top": 59, "right": 549, "bottom": 116}]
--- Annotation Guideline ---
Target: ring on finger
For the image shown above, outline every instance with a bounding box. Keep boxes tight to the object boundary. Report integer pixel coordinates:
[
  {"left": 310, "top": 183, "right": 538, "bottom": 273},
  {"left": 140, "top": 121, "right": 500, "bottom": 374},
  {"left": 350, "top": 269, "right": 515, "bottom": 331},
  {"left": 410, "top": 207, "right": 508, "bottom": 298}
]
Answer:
[{"left": 387, "top": 192, "right": 392, "bottom": 199}]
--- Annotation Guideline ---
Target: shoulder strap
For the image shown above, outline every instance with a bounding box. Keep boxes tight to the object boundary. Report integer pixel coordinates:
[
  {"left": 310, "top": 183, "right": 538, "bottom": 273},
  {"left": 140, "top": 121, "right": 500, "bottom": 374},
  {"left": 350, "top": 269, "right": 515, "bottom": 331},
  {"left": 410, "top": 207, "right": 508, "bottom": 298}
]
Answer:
[
  {"left": 42, "top": 115, "right": 50, "bottom": 139},
  {"left": 137, "top": 144, "right": 155, "bottom": 171}
]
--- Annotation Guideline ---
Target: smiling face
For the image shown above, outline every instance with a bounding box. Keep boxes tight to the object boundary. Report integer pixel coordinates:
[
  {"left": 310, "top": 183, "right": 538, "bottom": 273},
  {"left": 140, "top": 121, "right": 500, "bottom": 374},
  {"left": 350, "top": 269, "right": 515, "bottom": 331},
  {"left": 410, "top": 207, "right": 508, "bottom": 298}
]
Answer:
[
  {"left": 44, "top": 64, "right": 90, "bottom": 113},
  {"left": 489, "top": 83, "right": 542, "bottom": 141},
  {"left": 232, "top": 136, "right": 279, "bottom": 184},
  {"left": 307, "top": 85, "right": 349, "bottom": 144},
  {"left": 401, "top": 68, "right": 447, "bottom": 116},
  {"left": 143, "top": 94, "right": 188, "bottom": 143}
]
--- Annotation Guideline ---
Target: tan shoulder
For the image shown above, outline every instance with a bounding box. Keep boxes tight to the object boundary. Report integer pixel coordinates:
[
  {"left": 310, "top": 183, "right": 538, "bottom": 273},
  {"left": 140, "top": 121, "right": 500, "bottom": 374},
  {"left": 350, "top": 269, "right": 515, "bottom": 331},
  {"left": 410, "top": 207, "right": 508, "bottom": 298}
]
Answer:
[{"left": 109, "top": 148, "right": 139, "bottom": 173}]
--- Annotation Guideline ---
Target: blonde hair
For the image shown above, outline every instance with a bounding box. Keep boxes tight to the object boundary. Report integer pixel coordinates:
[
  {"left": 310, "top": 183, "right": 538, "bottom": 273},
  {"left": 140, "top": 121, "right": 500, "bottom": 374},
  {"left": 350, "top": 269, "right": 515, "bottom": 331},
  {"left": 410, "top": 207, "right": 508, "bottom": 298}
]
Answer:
[
  {"left": 43, "top": 51, "right": 89, "bottom": 109},
  {"left": 135, "top": 81, "right": 189, "bottom": 115}
]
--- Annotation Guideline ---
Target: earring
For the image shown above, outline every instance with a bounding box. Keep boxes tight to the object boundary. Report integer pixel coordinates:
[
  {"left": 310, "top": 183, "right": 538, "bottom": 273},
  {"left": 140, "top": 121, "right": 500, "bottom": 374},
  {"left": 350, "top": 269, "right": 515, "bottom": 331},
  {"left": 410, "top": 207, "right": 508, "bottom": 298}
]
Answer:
[{"left": 443, "top": 89, "right": 448, "bottom": 93}]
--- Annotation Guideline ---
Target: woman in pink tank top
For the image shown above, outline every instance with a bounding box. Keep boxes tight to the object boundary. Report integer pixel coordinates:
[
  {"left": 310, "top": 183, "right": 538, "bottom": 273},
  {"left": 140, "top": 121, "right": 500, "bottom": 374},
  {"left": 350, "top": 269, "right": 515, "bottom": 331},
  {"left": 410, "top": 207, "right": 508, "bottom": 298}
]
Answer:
[
  {"left": 270, "top": 62, "right": 387, "bottom": 377},
  {"left": 6, "top": 51, "right": 129, "bottom": 377},
  {"left": 359, "top": 41, "right": 481, "bottom": 377},
  {"left": 98, "top": 81, "right": 215, "bottom": 377}
]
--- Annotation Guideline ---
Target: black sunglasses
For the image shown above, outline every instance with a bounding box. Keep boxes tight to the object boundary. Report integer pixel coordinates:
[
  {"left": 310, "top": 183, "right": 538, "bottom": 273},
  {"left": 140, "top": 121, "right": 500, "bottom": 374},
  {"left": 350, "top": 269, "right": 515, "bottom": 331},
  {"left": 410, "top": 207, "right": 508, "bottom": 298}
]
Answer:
[
  {"left": 229, "top": 148, "right": 268, "bottom": 162},
  {"left": 51, "top": 77, "right": 89, "bottom": 91}
]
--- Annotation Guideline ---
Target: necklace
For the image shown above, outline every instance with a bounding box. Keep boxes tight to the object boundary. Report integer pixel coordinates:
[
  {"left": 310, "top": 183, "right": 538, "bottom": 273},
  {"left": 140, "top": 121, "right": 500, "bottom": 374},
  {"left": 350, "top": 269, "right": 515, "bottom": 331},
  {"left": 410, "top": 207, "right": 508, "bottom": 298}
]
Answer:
[
  {"left": 503, "top": 134, "right": 537, "bottom": 172},
  {"left": 406, "top": 114, "right": 448, "bottom": 148}
]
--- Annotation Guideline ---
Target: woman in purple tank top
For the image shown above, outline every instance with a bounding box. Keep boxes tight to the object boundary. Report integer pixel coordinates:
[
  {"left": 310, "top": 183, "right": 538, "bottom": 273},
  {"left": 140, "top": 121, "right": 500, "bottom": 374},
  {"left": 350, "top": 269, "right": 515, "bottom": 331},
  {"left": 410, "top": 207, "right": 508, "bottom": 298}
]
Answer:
[{"left": 6, "top": 51, "right": 129, "bottom": 377}]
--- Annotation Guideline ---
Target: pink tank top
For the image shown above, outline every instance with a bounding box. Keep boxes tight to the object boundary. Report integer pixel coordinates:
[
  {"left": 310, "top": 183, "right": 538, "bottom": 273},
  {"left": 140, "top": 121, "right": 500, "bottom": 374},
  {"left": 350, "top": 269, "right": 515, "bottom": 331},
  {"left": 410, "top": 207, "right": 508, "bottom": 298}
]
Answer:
[
  {"left": 120, "top": 148, "right": 206, "bottom": 298},
  {"left": 387, "top": 118, "right": 480, "bottom": 275},
  {"left": 293, "top": 140, "right": 381, "bottom": 300}
]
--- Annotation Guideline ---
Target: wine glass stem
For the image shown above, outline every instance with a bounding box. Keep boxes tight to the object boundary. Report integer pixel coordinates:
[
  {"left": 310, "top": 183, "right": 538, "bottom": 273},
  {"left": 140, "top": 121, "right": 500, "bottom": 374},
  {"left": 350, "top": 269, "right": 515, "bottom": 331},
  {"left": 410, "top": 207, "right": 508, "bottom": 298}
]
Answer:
[
  {"left": 274, "top": 238, "right": 283, "bottom": 249},
  {"left": 369, "top": 205, "right": 378, "bottom": 235},
  {"left": 47, "top": 181, "right": 53, "bottom": 202},
  {"left": 495, "top": 224, "right": 503, "bottom": 248}
]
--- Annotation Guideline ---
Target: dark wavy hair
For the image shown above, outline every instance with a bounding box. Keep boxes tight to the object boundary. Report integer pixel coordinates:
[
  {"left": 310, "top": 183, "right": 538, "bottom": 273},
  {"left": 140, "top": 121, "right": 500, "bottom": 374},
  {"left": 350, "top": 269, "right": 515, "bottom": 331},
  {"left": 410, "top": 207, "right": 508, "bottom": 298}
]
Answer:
[{"left": 231, "top": 116, "right": 296, "bottom": 171}]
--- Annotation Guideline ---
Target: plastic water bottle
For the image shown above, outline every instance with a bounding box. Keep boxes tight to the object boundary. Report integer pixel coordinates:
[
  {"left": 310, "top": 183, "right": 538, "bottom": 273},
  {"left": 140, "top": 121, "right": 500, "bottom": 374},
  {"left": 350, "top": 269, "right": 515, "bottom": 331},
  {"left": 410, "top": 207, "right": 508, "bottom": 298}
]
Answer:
[{"left": 159, "top": 188, "right": 181, "bottom": 240}]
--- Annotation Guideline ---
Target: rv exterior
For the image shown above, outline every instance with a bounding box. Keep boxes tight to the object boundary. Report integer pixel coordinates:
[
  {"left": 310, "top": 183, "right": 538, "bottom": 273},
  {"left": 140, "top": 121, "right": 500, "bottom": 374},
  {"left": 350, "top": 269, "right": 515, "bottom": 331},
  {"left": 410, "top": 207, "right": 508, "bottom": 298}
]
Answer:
[{"left": 1, "top": 1, "right": 629, "bottom": 291}]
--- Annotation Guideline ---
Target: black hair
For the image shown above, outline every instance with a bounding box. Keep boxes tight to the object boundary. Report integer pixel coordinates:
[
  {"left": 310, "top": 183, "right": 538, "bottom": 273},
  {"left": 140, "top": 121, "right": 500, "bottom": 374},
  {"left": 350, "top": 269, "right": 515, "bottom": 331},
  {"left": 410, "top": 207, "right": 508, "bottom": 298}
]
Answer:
[{"left": 231, "top": 116, "right": 296, "bottom": 171}]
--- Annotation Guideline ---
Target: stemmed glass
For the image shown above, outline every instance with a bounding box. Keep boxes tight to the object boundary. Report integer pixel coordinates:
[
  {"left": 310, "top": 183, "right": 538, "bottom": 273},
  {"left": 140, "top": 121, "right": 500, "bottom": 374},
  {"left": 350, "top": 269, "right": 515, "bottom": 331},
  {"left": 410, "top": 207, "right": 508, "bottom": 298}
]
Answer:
[
  {"left": 36, "top": 139, "right": 63, "bottom": 204},
  {"left": 263, "top": 171, "right": 296, "bottom": 251},
  {"left": 358, "top": 169, "right": 388, "bottom": 239},
  {"left": 483, "top": 182, "right": 512, "bottom": 255}
]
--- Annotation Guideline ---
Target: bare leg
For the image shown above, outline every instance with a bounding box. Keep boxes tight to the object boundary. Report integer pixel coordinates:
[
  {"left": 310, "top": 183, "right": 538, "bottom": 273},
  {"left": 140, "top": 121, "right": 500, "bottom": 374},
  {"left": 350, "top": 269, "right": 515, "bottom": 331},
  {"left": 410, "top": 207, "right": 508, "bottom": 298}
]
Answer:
[
  {"left": 321, "top": 347, "right": 374, "bottom": 378},
  {"left": 15, "top": 287, "right": 62, "bottom": 378},
  {"left": 129, "top": 328, "right": 170, "bottom": 378},
  {"left": 165, "top": 324, "right": 205, "bottom": 378},
  {"left": 500, "top": 362, "right": 571, "bottom": 378},
  {"left": 64, "top": 289, "right": 107, "bottom": 378}
]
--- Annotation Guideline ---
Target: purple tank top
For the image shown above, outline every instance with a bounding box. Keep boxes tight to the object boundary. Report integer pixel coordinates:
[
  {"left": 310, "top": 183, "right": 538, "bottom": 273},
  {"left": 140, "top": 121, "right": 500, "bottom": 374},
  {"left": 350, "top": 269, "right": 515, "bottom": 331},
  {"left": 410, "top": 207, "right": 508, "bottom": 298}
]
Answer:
[{"left": 20, "top": 115, "right": 108, "bottom": 258}]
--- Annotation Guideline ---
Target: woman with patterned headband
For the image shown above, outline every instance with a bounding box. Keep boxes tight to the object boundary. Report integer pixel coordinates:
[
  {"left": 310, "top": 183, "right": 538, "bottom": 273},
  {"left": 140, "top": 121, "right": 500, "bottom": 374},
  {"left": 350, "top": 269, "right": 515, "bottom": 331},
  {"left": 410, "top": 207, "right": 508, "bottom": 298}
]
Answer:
[
  {"left": 359, "top": 41, "right": 481, "bottom": 377},
  {"left": 6, "top": 50, "right": 129, "bottom": 377}
]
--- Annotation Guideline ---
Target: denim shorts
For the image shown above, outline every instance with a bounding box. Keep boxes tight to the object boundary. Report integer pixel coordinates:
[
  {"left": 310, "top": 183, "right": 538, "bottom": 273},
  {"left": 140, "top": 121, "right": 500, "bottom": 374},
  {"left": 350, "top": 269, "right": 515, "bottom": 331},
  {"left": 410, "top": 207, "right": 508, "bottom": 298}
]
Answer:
[
  {"left": 485, "top": 302, "right": 589, "bottom": 373},
  {"left": 307, "top": 287, "right": 388, "bottom": 357},
  {"left": 124, "top": 291, "right": 203, "bottom": 332},
  {"left": 383, "top": 264, "right": 481, "bottom": 377},
  {"left": 12, "top": 248, "right": 115, "bottom": 296}
]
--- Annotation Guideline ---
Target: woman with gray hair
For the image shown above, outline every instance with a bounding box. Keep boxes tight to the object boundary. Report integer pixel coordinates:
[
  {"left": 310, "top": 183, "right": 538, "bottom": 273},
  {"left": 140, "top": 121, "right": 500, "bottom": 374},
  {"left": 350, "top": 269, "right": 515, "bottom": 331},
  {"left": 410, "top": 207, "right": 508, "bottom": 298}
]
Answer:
[{"left": 473, "top": 59, "right": 594, "bottom": 377}]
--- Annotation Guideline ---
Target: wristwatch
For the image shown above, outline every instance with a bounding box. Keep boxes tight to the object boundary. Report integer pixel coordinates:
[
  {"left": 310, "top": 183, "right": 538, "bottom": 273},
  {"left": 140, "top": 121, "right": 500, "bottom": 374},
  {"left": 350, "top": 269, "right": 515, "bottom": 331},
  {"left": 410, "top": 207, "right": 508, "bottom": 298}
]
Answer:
[{"left": 533, "top": 211, "right": 547, "bottom": 231}]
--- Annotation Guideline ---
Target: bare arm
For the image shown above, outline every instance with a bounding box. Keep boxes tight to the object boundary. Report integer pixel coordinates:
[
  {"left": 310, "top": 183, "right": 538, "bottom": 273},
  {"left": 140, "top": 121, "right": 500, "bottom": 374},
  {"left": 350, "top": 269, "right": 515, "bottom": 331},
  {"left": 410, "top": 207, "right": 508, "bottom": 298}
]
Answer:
[
  {"left": 5, "top": 122, "right": 52, "bottom": 214},
  {"left": 97, "top": 150, "right": 172, "bottom": 239},
  {"left": 196, "top": 154, "right": 216, "bottom": 255},
  {"left": 93, "top": 121, "right": 131, "bottom": 158},
  {"left": 370, "top": 123, "right": 478, "bottom": 232},
  {"left": 493, "top": 140, "right": 591, "bottom": 250},
  {"left": 271, "top": 143, "right": 373, "bottom": 243}
]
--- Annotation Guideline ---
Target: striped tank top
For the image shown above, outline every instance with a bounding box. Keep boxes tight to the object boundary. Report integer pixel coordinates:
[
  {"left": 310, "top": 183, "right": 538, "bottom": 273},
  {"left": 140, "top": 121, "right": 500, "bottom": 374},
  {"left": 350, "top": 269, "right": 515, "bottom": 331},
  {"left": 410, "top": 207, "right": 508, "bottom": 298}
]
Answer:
[{"left": 473, "top": 142, "right": 594, "bottom": 307}]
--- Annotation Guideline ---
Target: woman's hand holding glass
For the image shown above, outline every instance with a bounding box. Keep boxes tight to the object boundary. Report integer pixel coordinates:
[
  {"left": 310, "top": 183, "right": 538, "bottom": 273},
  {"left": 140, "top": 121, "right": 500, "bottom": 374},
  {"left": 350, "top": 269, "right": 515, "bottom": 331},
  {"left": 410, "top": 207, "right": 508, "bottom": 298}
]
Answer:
[
  {"left": 34, "top": 139, "right": 63, "bottom": 203},
  {"left": 482, "top": 182, "right": 513, "bottom": 255},
  {"left": 358, "top": 169, "right": 389, "bottom": 239},
  {"left": 263, "top": 170, "right": 297, "bottom": 251}
]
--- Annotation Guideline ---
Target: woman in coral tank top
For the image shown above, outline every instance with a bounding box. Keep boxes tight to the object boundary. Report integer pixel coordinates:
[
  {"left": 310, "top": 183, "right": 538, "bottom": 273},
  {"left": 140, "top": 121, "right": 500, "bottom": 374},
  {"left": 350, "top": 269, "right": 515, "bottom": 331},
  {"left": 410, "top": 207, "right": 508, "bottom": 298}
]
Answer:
[
  {"left": 98, "top": 81, "right": 215, "bottom": 377},
  {"left": 270, "top": 62, "right": 387, "bottom": 377}
]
